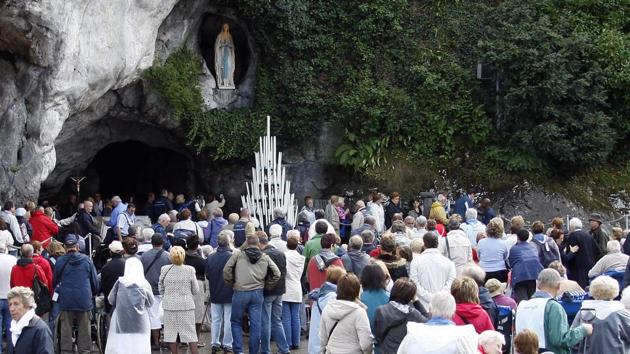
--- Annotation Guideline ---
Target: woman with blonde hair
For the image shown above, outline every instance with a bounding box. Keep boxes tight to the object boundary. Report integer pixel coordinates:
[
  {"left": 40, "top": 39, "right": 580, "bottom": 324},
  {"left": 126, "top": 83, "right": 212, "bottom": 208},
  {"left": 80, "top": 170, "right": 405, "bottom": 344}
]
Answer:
[
  {"left": 429, "top": 202, "right": 447, "bottom": 236},
  {"left": 159, "top": 246, "right": 200, "bottom": 354},
  {"left": 451, "top": 277, "right": 494, "bottom": 334}
]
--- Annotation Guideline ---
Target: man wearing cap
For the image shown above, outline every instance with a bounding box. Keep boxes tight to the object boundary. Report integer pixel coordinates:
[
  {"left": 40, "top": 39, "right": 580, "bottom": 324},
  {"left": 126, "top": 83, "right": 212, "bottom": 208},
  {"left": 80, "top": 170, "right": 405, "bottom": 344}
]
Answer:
[
  {"left": 485, "top": 278, "right": 516, "bottom": 310},
  {"left": 100, "top": 241, "right": 126, "bottom": 314},
  {"left": 589, "top": 213, "right": 609, "bottom": 260},
  {"left": 53, "top": 234, "right": 99, "bottom": 354}
]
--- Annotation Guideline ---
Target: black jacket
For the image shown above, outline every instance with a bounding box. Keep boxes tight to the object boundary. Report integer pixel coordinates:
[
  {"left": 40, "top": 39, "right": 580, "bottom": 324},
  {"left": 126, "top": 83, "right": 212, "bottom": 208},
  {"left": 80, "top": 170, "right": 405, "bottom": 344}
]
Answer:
[
  {"left": 566, "top": 230, "right": 599, "bottom": 288},
  {"left": 384, "top": 202, "right": 402, "bottom": 229},
  {"left": 205, "top": 246, "right": 234, "bottom": 303},
  {"left": 9, "top": 315, "right": 53, "bottom": 354},
  {"left": 100, "top": 255, "right": 126, "bottom": 313},
  {"left": 377, "top": 253, "right": 408, "bottom": 282},
  {"left": 263, "top": 245, "right": 286, "bottom": 296},
  {"left": 374, "top": 302, "right": 426, "bottom": 353},
  {"left": 76, "top": 209, "right": 100, "bottom": 236}
]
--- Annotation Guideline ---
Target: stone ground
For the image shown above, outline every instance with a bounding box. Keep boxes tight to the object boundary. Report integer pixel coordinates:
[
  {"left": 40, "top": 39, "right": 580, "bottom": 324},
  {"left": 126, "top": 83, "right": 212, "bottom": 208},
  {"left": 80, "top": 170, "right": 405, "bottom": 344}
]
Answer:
[
  {"left": 145, "top": 333, "right": 310, "bottom": 354},
  {"left": 140, "top": 331, "right": 308, "bottom": 354}
]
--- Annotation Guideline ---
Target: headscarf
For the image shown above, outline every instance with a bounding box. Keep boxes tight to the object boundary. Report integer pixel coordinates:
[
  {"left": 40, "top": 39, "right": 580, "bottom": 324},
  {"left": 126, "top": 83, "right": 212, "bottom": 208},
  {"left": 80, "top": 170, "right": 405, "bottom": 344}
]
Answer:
[{"left": 119, "top": 258, "right": 151, "bottom": 293}]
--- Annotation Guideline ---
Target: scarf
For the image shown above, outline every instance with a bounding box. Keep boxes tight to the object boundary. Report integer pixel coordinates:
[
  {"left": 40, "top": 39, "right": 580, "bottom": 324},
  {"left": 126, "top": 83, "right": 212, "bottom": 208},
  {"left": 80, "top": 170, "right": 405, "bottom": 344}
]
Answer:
[{"left": 11, "top": 308, "right": 35, "bottom": 346}]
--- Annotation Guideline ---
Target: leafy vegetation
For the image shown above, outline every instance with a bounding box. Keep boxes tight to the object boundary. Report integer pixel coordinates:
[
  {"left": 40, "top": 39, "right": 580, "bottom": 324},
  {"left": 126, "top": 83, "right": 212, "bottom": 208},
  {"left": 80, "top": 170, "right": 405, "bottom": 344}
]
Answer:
[{"left": 146, "top": 0, "right": 629, "bottom": 193}]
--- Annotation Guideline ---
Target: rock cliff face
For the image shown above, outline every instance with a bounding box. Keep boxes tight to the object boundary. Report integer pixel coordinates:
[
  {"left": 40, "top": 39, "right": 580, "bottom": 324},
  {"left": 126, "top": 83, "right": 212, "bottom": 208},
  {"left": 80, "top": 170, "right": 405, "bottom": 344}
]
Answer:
[
  {"left": 0, "top": 0, "right": 259, "bottom": 202},
  {"left": 0, "top": 0, "right": 180, "bottom": 202}
]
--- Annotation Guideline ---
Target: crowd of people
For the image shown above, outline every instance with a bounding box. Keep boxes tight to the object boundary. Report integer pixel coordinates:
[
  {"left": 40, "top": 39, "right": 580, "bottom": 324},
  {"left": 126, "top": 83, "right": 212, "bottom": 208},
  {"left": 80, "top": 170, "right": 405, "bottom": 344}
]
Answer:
[{"left": 0, "top": 188, "right": 630, "bottom": 354}]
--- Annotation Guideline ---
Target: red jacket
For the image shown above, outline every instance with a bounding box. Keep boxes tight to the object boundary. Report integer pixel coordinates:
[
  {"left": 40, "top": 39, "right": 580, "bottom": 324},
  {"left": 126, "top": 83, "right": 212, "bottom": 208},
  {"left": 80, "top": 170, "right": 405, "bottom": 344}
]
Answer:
[
  {"left": 453, "top": 302, "right": 494, "bottom": 334},
  {"left": 29, "top": 210, "right": 58, "bottom": 247},
  {"left": 307, "top": 254, "right": 344, "bottom": 291},
  {"left": 10, "top": 259, "right": 49, "bottom": 294},
  {"left": 33, "top": 254, "right": 54, "bottom": 294}
]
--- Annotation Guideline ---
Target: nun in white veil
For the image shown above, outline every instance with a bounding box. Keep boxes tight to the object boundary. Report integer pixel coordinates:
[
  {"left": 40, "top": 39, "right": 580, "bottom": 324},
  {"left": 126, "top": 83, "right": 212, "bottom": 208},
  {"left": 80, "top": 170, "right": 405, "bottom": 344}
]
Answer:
[{"left": 106, "top": 257, "right": 154, "bottom": 354}]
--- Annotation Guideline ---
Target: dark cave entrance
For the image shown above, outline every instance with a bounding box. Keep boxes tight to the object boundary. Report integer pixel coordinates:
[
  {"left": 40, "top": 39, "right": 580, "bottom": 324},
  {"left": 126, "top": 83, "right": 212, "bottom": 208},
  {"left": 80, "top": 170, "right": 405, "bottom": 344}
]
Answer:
[{"left": 83, "top": 141, "right": 193, "bottom": 207}]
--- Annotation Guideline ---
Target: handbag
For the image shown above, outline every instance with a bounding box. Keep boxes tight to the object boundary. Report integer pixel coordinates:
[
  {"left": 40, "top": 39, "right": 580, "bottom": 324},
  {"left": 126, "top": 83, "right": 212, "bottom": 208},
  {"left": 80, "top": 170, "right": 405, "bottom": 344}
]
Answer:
[{"left": 32, "top": 266, "right": 52, "bottom": 315}]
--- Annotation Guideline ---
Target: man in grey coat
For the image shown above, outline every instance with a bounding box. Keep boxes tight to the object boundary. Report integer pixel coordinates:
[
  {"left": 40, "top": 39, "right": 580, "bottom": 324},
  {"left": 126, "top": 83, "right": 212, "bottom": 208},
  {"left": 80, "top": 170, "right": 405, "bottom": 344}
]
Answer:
[{"left": 341, "top": 235, "right": 370, "bottom": 278}]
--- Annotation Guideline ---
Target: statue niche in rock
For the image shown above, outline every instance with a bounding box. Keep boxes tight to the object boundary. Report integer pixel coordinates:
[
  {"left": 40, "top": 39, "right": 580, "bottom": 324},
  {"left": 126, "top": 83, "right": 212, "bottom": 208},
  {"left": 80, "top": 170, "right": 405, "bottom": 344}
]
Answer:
[{"left": 215, "top": 23, "right": 236, "bottom": 90}]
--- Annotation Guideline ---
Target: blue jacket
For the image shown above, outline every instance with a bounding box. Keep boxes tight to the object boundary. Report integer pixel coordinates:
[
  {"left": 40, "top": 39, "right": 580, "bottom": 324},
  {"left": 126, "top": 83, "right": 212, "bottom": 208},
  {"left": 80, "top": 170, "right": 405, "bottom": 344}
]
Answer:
[
  {"left": 8, "top": 315, "right": 53, "bottom": 354},
  {"left": 508, "top": 241, "right": 543, "bottom": 285},
  {"left": 206, "top": 217, "right": 228, "bottom": 247},
  {"left": 152, "top": 223, "right": 171, "bottom": 250},
  {"left": 266, "top": 218, "right": 293, "bottom": 241},
  {"left": 53, "top": 251, "right": 99, "bottom": 311},
  {"left": 205, "top": 246, "right": 234, "bottom": 303},
  {"left": 107, "top": 203, "right": 127, "bottom": 228},
  {"left": 455, "top": 195, "right": 473, "bottom": 217}
]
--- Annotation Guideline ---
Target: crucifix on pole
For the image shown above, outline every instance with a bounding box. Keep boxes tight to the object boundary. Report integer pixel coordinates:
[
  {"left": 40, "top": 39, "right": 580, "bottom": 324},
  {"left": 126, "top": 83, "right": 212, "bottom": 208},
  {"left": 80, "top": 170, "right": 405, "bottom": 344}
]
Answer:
[{"left": 70, "top": 176, "right": 86, "bottom": 201}]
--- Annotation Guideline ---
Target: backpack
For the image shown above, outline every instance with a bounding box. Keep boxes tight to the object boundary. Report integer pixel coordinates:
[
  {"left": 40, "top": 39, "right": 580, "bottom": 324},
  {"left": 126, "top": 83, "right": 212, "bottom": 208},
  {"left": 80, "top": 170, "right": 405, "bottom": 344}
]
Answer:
[
  {"left": 173, "top": 228, "right": 196, "bottom": 241},
  {"left": 32, "top": 265, "right": 52, "bottom": 315},
  {"left": 233, "top": 221, "right": 247, "bottom": 247},
  {"left": 534, "top": 237, "right": 560, "bottom": 268}
]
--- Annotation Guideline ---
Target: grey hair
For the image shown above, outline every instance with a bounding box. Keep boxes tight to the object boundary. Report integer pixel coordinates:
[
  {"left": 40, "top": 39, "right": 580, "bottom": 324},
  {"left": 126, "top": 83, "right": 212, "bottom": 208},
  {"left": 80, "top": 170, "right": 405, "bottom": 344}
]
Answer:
[
  {"left": 391, "top": 221, "right": 406, "bottom": 233},
  {"left": 465, "top": 208, "right": 478, "bottom": 222},
  {"left": 158, "top": 213, "right": 170, "bottom": 223},
  {"left": 416, "top": 215, "right": 427, "bottom": 227},
  {"left": 7, "top": 286, "right": 36, "bottom": 309},
  {"left": 404, "top": 216, "right": 416, "bottom": 224},
  {"left": 360, "top": 230, "right": 375, "bottom": 243},
  {"left": 269, "top": 224, "right": 283, "bottom": 238},
  {"left": 21, "top": 243, "right": 34, "bottom": 258},
  {"left": 478, "top": 330, "right": 505, "bottom": 348},
  {"left": 349, "top": 235, "right": 363, "bottom": 251},
  {"left": 364, "top": 216, "right": 376, "bottom": 226},
  {"left": 273, "top": 207, "right": 286, "bottom": 219},
  {"left": 447, "top": 217, "right": 460, "bottom": 231},
  {"left": 430, "top": 291, "right": 456, "bottom": 319},
  {"left": 569, "top": 217, "right": 582, "bottom": 231},
  {"left": 213, "top": 207, "right": 224, "bottom": 217},
  {"left": 461, "top": 264, "right": 486, "bottom": 285},
  {"left": 607, "top": 240, "right": 621, "bottom": 254},
  {"left": 217, "top": 230, "right": 233, "bottom": 247},
  {"left": 410, "top": 238, "right": 424, "bottom": 253},
  {"left": 112, "top": 196, "right": 122, "bottom": 203},
  {"left": 142, "top": 228, "right": 155, "bottom": 242},
  {"left": 201, "top": 245, "right": 213, "bottom": 257},
  {"left": 286, "top": 229, "right": 300, "bottom": 240},
  {"left": 537, "top": 269, "right": 561, "bottom": 289}
]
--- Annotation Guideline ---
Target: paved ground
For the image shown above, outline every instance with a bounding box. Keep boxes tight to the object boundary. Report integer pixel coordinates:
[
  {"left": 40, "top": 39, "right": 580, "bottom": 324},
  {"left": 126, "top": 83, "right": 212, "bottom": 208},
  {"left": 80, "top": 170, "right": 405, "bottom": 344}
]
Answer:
[{"left": 145, "top": 330, "right": 309, "bottom": 354}]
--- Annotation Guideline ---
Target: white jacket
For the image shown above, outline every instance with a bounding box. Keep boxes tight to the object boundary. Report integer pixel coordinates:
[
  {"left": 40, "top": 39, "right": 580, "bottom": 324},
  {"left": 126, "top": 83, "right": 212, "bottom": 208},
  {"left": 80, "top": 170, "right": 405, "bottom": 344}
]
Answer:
[
  {"left": 409, "top": 249, "right": 456, "bottom": 309},
  {"left": 367, "top": 202, "right": 385, "bottom": 233},
  {"left": 397, "top": 322, "right": 477, "bottom": 354},
  {"left": 438, "top": 230, "right": 473, "bottom": 275},
  {"left": 282, "top": 250, "right": 305, "bottom": 303},
  {"left": 319, "top": 300, "right": 373, "bottom": 354}
]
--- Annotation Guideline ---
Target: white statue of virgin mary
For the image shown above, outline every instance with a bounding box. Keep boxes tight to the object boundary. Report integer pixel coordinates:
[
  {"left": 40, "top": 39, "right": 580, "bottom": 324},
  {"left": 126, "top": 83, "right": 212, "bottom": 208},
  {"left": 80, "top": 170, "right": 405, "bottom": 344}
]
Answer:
[{"left": 214, "top": 23, "right": 236, "bottom": 89}]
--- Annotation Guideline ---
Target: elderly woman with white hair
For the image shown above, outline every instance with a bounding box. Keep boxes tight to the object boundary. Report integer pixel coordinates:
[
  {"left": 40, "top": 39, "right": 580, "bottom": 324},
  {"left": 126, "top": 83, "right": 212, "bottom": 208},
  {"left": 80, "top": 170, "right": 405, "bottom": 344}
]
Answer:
[
  {"left": 571, "top": 275, "right": 630, "bottom": 353},
  {"left": 461, "top": 208, "right": 486, "bottom": 247},
  {"left": 478, "top": 330, "right": 505, "bottom": 354},
  {"left": 588, "top": 240, "right": 629, "bottom": 278},
  {"left": 397, "top": 291, "right": 477, "bottom": 353},
  {"left": 7, "top": 286, "right": 53, "bottom": 354}
]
